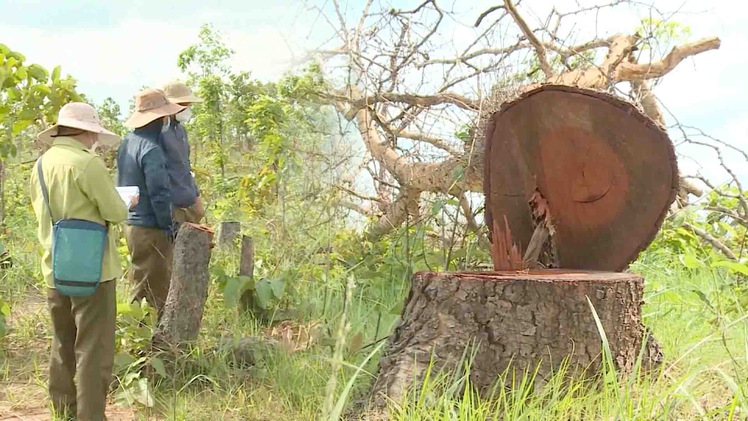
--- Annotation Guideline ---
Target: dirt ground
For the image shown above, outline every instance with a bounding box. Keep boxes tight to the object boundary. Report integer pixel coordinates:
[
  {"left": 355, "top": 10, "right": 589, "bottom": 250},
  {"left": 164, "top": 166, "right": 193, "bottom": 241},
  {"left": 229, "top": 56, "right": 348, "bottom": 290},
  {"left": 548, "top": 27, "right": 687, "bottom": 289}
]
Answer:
[{"left": 0, "top": 406, "right": 140, "bottom": 421}]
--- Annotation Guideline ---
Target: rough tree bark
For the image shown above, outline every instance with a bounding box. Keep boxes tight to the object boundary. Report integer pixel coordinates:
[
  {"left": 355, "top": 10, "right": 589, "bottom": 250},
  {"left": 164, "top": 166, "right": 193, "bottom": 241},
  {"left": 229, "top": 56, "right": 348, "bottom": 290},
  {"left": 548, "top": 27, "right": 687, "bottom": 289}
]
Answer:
[
  {"left": 238, "top": 235, "right": 258, "bottom": 312},
  {"left": 216, "top": 221, "right": 241, "bottom": 249},
  {"left": 366, "top": 270, "right": 662, "bottom": 413},
  {"left": 153, "top": 223, "right": 214, "bottom": 347}
]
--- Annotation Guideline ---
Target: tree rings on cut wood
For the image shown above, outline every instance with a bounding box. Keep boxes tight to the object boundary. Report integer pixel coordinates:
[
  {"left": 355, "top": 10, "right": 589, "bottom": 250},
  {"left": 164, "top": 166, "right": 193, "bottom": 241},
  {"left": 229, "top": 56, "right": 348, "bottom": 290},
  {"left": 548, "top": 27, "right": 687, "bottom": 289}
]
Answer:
[
  {"left": 483, "top": 85, "right": 678, "bottom": 271},
  {"left": 366, "top": 270, "right": 662, "bottom": 413}
]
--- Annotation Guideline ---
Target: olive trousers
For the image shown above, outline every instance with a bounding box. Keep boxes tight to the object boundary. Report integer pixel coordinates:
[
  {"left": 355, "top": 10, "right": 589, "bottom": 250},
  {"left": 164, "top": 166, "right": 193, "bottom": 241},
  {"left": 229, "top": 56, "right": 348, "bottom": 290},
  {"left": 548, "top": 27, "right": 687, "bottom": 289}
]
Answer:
[
  {"left": 124, "top": 225, "right": 173, "bottom": 316},
  {"left": 48, "top": 280, "right": 116, "bottom": 421}
]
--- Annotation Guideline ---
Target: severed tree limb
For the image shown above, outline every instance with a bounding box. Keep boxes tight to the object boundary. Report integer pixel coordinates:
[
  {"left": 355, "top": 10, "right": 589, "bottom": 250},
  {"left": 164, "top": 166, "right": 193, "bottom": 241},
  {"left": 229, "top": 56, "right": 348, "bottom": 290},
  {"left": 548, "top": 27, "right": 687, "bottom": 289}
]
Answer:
[
  {"left": 320, "top": 1, "right": 722, "bottom": 241},
  {"left": 680, "top": 178, "right": 704, "bottom": 198},
  {"left": 504, "top": 0, "right": 553, "bottom": 79},
  {"left": 342, "top": 91, "right": 481, "bottom": 117},
  {"left": 397, "top": 130, "right": 461, "bottom": 155},
  {"left": 683, "top": 222, "right": 738, "bottom": 261},
  {"left": 365, "top": 188, "right": 421, "bottom": 239},
  {"left": 631, "top": 80, "right": 665, "bottom": 126},
  {"left": 337, "top": 200, "right": 373, "bottom": 215},
  {"left": 420, "top": 37, "right": 616, "bottom": 68},
  {"left": 617, "top": 37, "right": 721, "bottom": 80}
]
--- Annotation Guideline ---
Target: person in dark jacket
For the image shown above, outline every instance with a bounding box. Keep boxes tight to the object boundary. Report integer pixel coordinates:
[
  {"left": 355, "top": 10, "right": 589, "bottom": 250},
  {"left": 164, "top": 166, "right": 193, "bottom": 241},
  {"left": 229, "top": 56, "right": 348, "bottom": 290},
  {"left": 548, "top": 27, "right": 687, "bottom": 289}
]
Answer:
[
  {"left": 162, "top": 81, "right": 205, "bottom": 226},
  {"left": 117, "top": 88, "right": 185, "bottom": 316}
]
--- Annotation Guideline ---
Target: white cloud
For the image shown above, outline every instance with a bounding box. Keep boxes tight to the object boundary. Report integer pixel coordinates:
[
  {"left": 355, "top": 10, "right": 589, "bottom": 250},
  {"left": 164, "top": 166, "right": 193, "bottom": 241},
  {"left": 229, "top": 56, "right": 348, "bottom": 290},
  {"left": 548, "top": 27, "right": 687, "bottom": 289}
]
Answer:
[
  {"left": 2, "top": 0, "right": 745, "bottom": 185},
  {"left": 0, "top": 18, "right": 299, "bottom": 108}
]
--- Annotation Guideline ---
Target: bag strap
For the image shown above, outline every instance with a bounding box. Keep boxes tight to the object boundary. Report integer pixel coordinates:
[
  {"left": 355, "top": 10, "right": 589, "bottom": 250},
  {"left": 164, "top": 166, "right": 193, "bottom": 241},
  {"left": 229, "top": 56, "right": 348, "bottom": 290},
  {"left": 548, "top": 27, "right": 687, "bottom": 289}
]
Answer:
[{"left": 37, "top": 155, "right": 56, "bottom": 223}]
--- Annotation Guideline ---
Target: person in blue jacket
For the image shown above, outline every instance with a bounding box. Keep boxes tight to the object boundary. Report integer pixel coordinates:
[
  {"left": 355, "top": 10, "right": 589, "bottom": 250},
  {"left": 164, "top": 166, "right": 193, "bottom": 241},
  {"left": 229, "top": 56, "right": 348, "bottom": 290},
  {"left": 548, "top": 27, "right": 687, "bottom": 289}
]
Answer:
[
  {"left": 117, "top": 88, "right": 185, "bottom": 316},
  {"left": 162, "top": 81, "right": 205, "bottom": 227}
]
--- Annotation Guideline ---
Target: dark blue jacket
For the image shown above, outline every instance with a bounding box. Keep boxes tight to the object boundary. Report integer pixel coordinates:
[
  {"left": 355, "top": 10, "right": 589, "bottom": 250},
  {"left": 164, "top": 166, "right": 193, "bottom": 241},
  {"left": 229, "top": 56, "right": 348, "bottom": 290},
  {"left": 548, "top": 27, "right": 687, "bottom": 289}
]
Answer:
[
  {"left": 117, "top": 120, "right": 172, "bottom": 230},
  {"left": 161, "top": 120, "right": 199, "bottom": 208}
]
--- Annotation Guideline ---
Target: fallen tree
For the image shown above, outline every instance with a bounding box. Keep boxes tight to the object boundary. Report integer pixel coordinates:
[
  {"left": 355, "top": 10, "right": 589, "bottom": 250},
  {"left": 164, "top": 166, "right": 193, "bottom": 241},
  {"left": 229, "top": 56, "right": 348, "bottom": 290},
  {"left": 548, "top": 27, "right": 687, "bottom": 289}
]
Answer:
[{"left": 312, "top": 0, "right": 721, "bottom": 246}]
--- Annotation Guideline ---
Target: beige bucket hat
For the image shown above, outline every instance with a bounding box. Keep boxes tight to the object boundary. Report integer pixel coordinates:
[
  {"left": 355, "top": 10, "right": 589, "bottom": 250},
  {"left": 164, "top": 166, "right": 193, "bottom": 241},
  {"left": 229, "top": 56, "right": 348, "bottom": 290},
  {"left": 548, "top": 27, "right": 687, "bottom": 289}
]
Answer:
[
  {"left": 163, "top": 80, "right": 202, "bottom": 104},
  {"left": 125, "top": 88, "right": 186, "bottom": 128},
  {"left": 37, "top": 102, "right": 120, "bottom": 147}
]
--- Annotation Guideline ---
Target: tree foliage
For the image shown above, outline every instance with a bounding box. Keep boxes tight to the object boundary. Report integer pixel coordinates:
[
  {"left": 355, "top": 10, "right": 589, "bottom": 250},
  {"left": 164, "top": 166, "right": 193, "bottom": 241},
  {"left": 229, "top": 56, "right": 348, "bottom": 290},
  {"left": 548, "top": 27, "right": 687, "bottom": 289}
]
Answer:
[{"left": 0, "top": 43, "right": 81, "bottom": 158}]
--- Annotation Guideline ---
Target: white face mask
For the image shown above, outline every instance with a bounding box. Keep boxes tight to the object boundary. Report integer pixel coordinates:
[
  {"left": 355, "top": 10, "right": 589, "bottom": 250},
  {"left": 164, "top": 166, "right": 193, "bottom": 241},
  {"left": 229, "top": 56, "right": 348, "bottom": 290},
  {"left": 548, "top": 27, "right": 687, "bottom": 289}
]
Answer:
[{"left": 175, "top": 107, "right": 192, "bottom": 123}]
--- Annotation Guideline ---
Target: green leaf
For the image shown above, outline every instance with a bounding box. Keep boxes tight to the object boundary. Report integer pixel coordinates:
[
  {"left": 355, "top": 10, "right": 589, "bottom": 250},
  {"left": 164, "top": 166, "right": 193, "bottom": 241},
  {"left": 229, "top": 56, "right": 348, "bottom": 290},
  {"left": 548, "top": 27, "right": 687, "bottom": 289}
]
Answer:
[
  {"left": 431, "top": 200, "right": 444, "bottom": 216},
  {"left": 680, "top": 253, "right": 704, "bottom": 269},
  {"left": 114, "top": 352, "right": 136, "bottom": 372},
  {"left": 34, "top": 84, "right": 51, "bottom": 95},
  {"left": 150, "top": 357, "right": 167, "bottom": 378},
  {"left": 254, "top": 278, "right": 275, "bottom": 309},
  {"left": 711, "top": 260, "right": 748, "bottom": 276},
  {"left": 51, "top": 65, "right": 61, "bottom": 82},
  {"left": 270, "top": 277, "right": 285, "bottom": 299},
  {"left": 6, "top": 87, "right": 21, "bottom": 100},
  {"left": 12, "top": 119, "right": 32, "bottom": 135},
  {"left": 692, "top": 289, "right": 715, "bottom": 311},
  {"left": 14, "top": 66, "right": 27, "bottom": 80},
  {"left": 223, "top": 275, "right": 253, "bottom": 308},
  {"left": 27, "top": 64, "right": 48, "bottom": 81},
  {"left": 132, "top": 377, "right": 155, "bottom": 408},
  {"left": 451, "top": 165, "right": 464, "bottom": 182}
]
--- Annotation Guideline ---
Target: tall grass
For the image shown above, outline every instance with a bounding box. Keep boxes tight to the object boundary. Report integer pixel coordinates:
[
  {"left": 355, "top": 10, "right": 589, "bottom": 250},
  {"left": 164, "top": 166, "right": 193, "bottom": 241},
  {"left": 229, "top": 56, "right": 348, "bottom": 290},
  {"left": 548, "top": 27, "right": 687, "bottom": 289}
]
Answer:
[{"left": 2, "top": 222, "right": 748, "bottom": 419}]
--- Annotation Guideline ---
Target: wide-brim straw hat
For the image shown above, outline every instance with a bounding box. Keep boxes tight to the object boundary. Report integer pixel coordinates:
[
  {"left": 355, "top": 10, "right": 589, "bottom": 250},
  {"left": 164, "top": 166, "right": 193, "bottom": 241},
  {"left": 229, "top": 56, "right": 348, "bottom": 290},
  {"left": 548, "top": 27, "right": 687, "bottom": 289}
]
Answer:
[
  {"left": 163, "top": 80, "right": 202, "bottom": 104},
  {"left": 125, "top": 88, "right": 186, "bottom": 128},
  {"left": 37, "top": 102, "right": 120, "bottom": 147}
]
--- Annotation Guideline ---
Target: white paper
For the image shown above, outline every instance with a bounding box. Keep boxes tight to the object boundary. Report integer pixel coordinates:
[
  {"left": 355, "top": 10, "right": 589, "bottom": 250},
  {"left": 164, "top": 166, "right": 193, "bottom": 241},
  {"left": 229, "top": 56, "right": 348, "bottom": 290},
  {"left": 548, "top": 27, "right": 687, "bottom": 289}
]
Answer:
[{"left": 115, "top": 186, "right": 139, "bottom": 206}]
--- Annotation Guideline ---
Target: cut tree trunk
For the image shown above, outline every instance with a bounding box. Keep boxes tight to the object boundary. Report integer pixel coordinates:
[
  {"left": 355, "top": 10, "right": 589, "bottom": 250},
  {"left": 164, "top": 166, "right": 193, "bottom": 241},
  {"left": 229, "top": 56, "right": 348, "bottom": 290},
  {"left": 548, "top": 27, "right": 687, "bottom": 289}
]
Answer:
[
  {"left": 483, "top": 85, "right": 678, "bottom": 271},
  {"left": 153, "top": 223, "right": 214, "bottom": 348},
  {"left": 366, "top": 270, "right": 662, "bottom": 413},
  {"left": 238, "top": 235, "right": 258, "bottom": 312},
  {"left": 217, "top": 221, "right": 241, "bottom": 249}
]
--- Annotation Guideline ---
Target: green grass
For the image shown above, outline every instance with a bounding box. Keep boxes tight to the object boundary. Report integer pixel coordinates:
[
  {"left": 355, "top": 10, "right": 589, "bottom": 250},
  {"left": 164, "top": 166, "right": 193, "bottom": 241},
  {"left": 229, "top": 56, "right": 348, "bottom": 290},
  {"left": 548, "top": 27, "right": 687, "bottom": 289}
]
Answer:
[{"left": 2, "top": 227, "right": 748, "bottom": 420}]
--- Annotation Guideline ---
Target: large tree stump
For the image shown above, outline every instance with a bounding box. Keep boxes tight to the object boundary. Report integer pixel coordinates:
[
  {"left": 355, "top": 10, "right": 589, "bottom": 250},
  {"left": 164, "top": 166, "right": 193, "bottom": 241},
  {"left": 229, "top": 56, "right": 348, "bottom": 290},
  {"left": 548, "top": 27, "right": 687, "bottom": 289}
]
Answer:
[
  {"left": 153, "top": 223, "right": 214, "bottom": 347},
  {"left": 367, "top": 270, "right": 662, "bottom": 412}
]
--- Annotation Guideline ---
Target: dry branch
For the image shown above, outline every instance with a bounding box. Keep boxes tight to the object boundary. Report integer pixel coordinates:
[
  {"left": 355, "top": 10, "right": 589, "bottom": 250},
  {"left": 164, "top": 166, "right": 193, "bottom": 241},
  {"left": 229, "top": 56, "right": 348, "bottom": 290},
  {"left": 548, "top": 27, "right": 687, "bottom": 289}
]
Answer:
[
  {"left": 504, "top": 0, "right": 553, "bottom": 79},
  {"left": 346, "top": 92, "right": 481, "bottom": 115},
  {"left": 617, "top": 37, "right": 721, "bottom": 80},
  {"left": 683, "top": 222, "right": 738, "bottom": 260},
  {"left": 320, "top": 0, "right": 722, "bottom": 240}
]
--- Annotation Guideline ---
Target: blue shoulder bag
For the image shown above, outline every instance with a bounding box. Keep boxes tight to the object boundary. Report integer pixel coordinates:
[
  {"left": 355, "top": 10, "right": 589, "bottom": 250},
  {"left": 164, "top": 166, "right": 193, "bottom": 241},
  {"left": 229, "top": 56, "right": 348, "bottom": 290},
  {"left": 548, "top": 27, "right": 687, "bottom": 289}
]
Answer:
[{"left": 38, "top": 156, "right": 108, "bottom": 297}]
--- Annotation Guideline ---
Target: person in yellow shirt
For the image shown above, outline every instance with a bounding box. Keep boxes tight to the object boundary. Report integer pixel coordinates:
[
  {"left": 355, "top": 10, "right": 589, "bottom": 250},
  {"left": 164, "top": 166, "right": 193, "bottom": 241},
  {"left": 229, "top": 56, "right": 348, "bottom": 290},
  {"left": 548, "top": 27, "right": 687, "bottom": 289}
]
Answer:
[{"left": 30, "top": 102, "right": 137, "bottom": 421}]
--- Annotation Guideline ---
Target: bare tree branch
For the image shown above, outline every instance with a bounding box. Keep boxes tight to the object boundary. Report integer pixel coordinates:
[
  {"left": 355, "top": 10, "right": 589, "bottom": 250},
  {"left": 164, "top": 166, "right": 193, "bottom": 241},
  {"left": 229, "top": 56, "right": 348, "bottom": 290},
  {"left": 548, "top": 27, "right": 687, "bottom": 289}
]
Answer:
[
  {"left": 475, "top": 5, "right": 505, "bottom": 27},
  {"left": 617, "top": 37, "right": 721, "bottom": 80},
  {"left": 396, "top": 130, "right": 461, "bottom": 155},
  {"left": 316, "top": 0, "right": 723, "bottom": 240},
  {"left": 683, "top": 222, "right": 738, "bottom": 260},
  {"left": 337, "top": 200, "right": 372, "bottom": 215},
  {"left": 365, "top": 188, "right": 420, "bottom": 239},
  {"left": 504, "top": 0, "right": 553, "bottom": 79}
]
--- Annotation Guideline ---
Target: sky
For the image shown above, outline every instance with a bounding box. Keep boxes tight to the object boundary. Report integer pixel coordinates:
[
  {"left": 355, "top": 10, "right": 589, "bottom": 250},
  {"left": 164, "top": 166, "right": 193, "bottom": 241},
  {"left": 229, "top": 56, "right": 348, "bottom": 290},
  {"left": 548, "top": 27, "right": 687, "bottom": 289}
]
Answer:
[{"left": 2, "top": 0, "right": 746, "bottom": 186}]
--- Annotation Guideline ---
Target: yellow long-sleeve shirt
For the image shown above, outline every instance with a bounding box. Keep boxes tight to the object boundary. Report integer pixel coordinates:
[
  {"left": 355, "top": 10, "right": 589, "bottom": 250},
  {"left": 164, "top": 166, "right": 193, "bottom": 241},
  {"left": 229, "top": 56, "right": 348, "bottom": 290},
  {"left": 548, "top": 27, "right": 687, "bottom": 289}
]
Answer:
[{"left": 30, "top": 136, "right": 128, "bottom": 288}]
